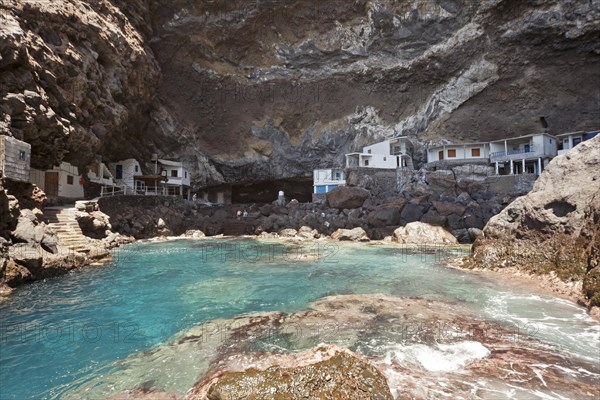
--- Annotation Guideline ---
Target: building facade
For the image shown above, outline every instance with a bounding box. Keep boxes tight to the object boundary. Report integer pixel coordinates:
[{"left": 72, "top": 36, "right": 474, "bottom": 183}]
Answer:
[
  {"left": 0, "top": 136, "right": 31, "bottom": 183},
  {"left": 345, "top": 137, "right": 414, "bottom": 169},
  {"left": 313, "top": 169, "right": 346, "bottom": 194},
  {"left": 426, "top": 142, "right": 490, "bottom": 167},
  {"left": 489, "top": 133, "right": 557, "bottom": 175},
  {"left": 30, "top": 162, "right": 85, "bottom": 199}
]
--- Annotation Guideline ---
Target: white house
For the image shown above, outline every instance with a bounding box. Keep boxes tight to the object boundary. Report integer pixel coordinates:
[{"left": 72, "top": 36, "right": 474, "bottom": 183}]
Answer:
[
  {"left": 345, "top": 137, "right": 413, "bottom": 169},
  {"left": 86, "top": 159, "right": 114, "bottom": 186},
  {"left": 30, "top": 162, "right": 84, "bottom": 199},
  {"left": 0, "top": 136, "right": 31, "bottom": 183},
  {"left": 313, "top": 168, "right": 346, "bottom": 194},
  {"left": 489, "top": 133, "right": 557, "bottom": 175},
  {"left": 108, "top": 159, "right": 142, "bottom": 190},
  {"left": 556, "top": 131, "right": 599, "bottom": 155},
  {"left": 157, "top": 159, "right": 191, "bottom": 198},
  {"left": 426, "top": 142, "right": 490, "bottom": 164}
]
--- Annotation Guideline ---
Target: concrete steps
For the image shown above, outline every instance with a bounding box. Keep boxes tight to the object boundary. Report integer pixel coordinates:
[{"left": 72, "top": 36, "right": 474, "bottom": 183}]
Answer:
[{"left": 44, "top": 206, "right": 91, "bottom": 253}]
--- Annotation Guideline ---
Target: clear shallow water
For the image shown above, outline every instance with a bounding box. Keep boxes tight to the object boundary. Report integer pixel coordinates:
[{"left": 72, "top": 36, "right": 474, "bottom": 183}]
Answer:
[{"left": 0, "top": 239, "right": 598, "bottom": 399}]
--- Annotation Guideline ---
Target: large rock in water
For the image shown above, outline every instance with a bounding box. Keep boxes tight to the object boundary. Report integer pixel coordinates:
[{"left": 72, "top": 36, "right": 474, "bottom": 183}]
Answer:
[
  {"left": 468, "top": 135, "right": 600, "bottom": 308},
  {"left": 326, "top": 187, "right": 370, "bottom": 209},
  {"left": 187, "top": 345, "right": 393, "bottom": 400},
  {"left": 393, "top": 222, "right": 458, "bottom": 245}
]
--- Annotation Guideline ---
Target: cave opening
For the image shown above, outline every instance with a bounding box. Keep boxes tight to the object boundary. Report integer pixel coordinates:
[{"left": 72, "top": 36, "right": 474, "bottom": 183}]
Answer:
[{"left": 232, "top": 178, "right": 313, "bottom": 204}]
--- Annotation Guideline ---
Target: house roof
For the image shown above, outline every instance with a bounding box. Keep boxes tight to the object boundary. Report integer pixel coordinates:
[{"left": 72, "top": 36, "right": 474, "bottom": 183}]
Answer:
[
  {"left": 554, "top": 131, "right": 585, "bottom": 137},
  {"left": 158, "top": 159, "right": 183, "bottom": 167},
  {"left": 489, "top": 132, "right": 556, "bottom": 143}
]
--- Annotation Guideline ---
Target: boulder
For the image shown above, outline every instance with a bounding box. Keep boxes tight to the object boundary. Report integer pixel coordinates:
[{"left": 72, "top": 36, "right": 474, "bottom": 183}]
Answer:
[
  {"left": 420, "top": 210, "right": 447, "bottom": 226},
  {"left": 278, "top": 228, "right": 298, "bottom": 238},
  {"left": 297, "top": 226, "right": 319, "bottom": 239},
  {"left": 400, "top": 203, "right": 425, "bottom": 223},
  {"left": 330, "top": 227, "right": 370, "bottom": 242},
  {"left": 11, "top": 214, "right": 44, "bottom": 243},
  {"left": 326, "top": 187, "right": 370, "bottom": 209},
  {"left": 393, "top": 222, "right": 458, "bottom": 245},
  {"left": 432, "top": 200, "right": 466, "bottom": 217},
  {"left": 183, "top": 230, "right": 206, "bottom": 239},
  {"left": 188, "top": 346, "right": 393, "bottom": 400},
  {"left": 428, "top": 170, "right": 457, "bottom": 195}
]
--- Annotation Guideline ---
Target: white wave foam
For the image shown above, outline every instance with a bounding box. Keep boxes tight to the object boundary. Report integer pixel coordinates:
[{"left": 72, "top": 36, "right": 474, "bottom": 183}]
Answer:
[{"left": 384, "top": 341, "right": 490, "bottom": 372}]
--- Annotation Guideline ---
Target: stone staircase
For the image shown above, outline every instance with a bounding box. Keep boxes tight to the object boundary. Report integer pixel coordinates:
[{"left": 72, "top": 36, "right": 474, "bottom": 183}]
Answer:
[{"left": 44, "top": 206, "right": 91, "bottom": 254}]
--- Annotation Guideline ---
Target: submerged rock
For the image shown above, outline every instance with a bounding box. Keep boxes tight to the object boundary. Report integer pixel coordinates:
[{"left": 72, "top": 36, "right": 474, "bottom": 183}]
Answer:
[{"left": 189, "top": 345, "right": 393, "bottom": 400}]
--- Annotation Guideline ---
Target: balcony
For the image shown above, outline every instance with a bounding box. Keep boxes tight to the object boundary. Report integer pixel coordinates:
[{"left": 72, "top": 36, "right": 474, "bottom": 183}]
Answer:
[{"left": 490, "top": 146, "right": 536, "bottom": 160}]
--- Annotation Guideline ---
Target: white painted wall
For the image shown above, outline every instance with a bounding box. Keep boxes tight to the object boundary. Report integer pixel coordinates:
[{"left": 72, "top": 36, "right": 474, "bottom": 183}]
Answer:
[
  {"left": 109, "top": 159, "right": 142, "bottom": 189},
  {"left": 427, "top": 144, "right": 488, "bottom": 163},
  {"left": 313, "top": 169, "right": 346, "bottom": 193}
]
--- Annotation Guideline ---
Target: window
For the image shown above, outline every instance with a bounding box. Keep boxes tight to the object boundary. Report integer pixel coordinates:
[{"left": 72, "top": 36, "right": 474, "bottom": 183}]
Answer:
[
  {"left": 383, "top": 157, "right": 387, "bottom": 161},
  {"left": 367, "top": 149, "right": 372, "bottom": 154},
  {"left": 67, "top": 175, "right": 74, "bottom": 185},
  {"left": 364, "top": 159, "right": 369, "bottom": 166},
  {"left": 19, "top": 151, "right": 26, "bottom": 160},
  {"left": 184, "top": 171, "right": 188, "bottom": 178},
  {"left": 471, "top": 148, "right": 481, "bottom": 157},
  {"left": 335, "top": 171, "right": 341, "bottom": 180},
  {"left": 134, "top": 165, "right": 139, "bottom": 172},
  {"left": 447, "top": 149, "right": 456, "bottom": 158},
  {"left": 171, "top": 170, "right": 178, "bottom": 177},
  {"left": 573, "top": 137, "right": 582, "bottom": 146},
  {"left": 115, "top": 165, "right": 123, "bottom": 179}
]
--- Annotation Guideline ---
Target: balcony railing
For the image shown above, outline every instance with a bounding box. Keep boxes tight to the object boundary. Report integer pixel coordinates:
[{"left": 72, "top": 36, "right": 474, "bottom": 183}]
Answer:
[{"left": 490, "top": 146, "right": 535, "bottom": 159}]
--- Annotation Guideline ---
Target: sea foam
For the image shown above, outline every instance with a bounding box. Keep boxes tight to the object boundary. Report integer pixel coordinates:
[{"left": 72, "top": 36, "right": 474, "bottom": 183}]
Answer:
[{"left": 384, "top": 341, "right": 490, "bottom": 372}]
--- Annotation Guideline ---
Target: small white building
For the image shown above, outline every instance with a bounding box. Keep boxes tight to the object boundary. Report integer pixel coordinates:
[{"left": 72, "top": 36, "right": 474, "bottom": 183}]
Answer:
[
  {"left": 426, "top": 142, "right": 490, "bottom": 164},
  {"left": 313, "top": 169, "right": 346, "bottom": 194},
  {"left": 489, "top": 133, "right": 557, "bottom": 175},
  {"left": 345, "top": 137, "right": 413, "bottom": 169},
  {"left": 0, "top": 136, "right": 31, "bottom": 183},
  {"left": 556, "top": 131, "right": 599, "bottom": 155},
  {"left": 108, "top": 159, "right": 142, "bottom": 190},
  {"left": 30, "top": 162, "right": 84, "bottom": 199},
  {"left": 86, "top": 159, "right": 114, "bottom": 186},
  {"left": 157, "top": 159, "right": 191, "bottom": 198}
]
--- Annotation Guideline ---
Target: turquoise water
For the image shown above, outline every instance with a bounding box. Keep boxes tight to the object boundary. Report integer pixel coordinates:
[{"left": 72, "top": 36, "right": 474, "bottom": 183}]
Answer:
[{"left": 0, "top": 239, "right": 598, "bottom": 399}]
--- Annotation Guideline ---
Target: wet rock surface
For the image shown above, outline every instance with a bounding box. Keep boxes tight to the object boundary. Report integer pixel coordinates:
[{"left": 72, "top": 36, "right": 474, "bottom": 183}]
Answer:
[
  {"left": 191, "top": 346, "right": 393, "bottom": 400},
  {"left": 86, "top": 294, "right": 599, "bottom": 400}
]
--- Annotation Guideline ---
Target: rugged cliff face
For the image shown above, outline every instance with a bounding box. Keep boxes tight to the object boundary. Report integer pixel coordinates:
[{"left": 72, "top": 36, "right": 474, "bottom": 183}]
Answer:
[{"left": 1, "top": 0, "right": 599, "bottom": 187}]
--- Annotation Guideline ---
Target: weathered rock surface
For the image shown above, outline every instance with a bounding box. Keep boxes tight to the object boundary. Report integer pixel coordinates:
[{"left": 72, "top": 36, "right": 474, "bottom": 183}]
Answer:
[
  {"left": 393, "top": 221, "right": 458, "bottom": 245},
  {"left": 331, "top": 227, "right": 370, "bottom": 242},
  {"left": 467, "top": 136, "right": 600, "bottom": 308},
  {"left": 326, "top": 186, "right": 370, "bottom": 209},
  {"left": 190, "top": 346, "right": 393, "bottom": 400}
]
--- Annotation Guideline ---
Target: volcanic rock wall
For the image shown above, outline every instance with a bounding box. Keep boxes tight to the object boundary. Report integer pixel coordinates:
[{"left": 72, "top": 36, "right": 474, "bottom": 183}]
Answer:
[{"left": 1, "top": 0, "right": 599, "bottom": 188}]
